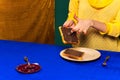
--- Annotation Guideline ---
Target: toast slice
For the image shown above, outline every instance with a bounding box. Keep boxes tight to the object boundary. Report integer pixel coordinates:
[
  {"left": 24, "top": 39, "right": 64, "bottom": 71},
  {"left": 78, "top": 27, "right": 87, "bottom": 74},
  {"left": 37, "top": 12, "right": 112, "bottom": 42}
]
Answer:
[
  {"left": 63, "top": 49, "right": 84, "bottom": 60},
  {"left": 59, "top": 26, "right": 78, "bottom": 44}
]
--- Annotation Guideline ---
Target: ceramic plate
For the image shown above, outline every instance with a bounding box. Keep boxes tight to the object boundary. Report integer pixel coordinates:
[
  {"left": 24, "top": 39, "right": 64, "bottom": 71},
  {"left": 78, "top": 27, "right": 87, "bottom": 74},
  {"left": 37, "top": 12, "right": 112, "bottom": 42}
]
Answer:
[{"left": 60, "top": 47, "right": 101, "bottom": 62}]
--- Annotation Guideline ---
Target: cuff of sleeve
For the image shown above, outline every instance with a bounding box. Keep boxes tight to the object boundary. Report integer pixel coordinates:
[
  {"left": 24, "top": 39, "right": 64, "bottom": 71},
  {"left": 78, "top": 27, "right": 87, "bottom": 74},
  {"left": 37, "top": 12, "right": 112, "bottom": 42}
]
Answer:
[{"left": 100, "top": 22, "right": 120, "bottom": 37}]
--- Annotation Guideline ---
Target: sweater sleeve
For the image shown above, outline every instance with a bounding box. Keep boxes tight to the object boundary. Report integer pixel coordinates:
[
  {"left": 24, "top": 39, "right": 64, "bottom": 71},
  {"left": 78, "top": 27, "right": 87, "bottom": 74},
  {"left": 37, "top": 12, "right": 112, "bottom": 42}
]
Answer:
[
  {"left": 67, "top": 0, "right": 79, "bottom": 22},
  {"left": 100, "top": 9, "right": 120, "bottom": 37}
]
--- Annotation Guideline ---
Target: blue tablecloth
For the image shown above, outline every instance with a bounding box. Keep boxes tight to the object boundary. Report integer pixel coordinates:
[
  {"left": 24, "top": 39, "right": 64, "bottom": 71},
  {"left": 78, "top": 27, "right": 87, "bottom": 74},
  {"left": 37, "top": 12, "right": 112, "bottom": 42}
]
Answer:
[{"left": 0, "top": 40, "right": 120, "bottom": 80}]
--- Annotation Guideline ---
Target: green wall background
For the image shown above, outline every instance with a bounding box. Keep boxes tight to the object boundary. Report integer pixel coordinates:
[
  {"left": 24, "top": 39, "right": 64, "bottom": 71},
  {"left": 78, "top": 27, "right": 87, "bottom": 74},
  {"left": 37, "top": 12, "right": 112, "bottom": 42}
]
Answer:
[{"left": 55, "top": 0, "right": 71, "bottom": 47}]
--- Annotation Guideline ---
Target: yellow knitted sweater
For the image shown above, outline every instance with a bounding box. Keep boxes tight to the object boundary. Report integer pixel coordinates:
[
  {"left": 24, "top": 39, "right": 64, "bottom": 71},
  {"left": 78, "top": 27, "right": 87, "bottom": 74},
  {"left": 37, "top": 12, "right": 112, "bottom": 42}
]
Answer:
[{"left": 67, "top": 0, "right": 120, "bottom": 51}]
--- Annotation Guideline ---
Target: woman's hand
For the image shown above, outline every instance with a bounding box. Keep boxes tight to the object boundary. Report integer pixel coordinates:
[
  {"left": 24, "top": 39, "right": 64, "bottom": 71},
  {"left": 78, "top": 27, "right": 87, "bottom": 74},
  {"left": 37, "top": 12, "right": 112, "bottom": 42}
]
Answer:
[
  {"left": 71, "top": 15, "right": 107, "bottom": 34},
  {"left": 63, "top": 20, "right": 75, "bottom": 28},
  {"left": 72, "top": 15, "right": 93, "bottom": 34}
]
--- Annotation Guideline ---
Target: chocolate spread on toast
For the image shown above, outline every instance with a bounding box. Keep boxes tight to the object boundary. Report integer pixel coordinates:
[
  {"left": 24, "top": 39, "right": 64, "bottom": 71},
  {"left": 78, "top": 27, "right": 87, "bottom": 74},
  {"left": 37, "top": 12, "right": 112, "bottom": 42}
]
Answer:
[
  {"left": 61, "top": 27, "right": 78, "bottom": 43},
  {"left": 64, "top": 49, "right": 84, "bottom": 57}
]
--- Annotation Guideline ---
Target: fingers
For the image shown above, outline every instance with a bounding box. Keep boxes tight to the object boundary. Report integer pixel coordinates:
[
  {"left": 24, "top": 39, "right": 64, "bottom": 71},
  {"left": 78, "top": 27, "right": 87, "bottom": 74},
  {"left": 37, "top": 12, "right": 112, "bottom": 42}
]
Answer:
[
  {"left": 82, "top": 29, "right": 87, "bottom": 34},
  {"left": 70, "top": 23, "right": 75, "bottom": 28},
  {"left": 63, "top": 20, "right": 74, "bottom": 27},
  {"left": 63, "top": 15, "right": 89, "bottom": 34},
  {"left": 72, "top": 26, "right": 87, "bottom": 34},
  {"left": 74, "top": 14, "right": 80, "bottom": 22},
  {"left": 63, "top": 21, "right": 70, "bottom": 27}
]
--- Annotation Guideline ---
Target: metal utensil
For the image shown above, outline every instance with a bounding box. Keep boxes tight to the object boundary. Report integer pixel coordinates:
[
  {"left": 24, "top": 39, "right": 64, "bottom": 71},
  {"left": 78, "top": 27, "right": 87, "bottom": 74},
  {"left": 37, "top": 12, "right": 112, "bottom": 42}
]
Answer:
[
  {"left": 102, "top": 56, "right": 110, "bottom": 66},
  {"left": 24, "top": 56, "right": 30, "bottom": 65}
]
